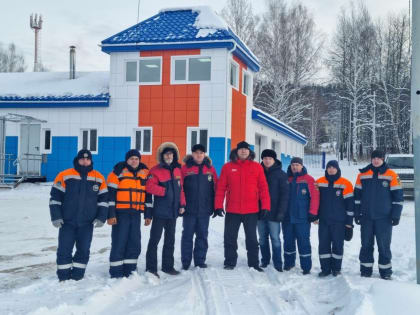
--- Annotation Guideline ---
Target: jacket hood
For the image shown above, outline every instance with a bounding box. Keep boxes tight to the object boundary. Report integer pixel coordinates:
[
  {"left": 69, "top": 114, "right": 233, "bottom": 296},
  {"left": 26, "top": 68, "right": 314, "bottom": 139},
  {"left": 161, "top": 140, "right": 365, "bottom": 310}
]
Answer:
[
  {"left": 229, "top": 148, "right": 256, "bottom": 162},
  {"left": 287, "top": 165, "right": 308, "bottom": 177},
  {"left": 359, "top": 162, "right": 389, "bottom": 175},
  {"left": 183, "top": 154, "right": 213, "bottom": 168},
  {"left": 156, "top": 142, "right": 181, "bottom": 167},
  {"left": 113, "top": 161, "right": 148, "bottom": 176},
  {"left": 261, "top": 159, "right": 283, "bottom": 172}
]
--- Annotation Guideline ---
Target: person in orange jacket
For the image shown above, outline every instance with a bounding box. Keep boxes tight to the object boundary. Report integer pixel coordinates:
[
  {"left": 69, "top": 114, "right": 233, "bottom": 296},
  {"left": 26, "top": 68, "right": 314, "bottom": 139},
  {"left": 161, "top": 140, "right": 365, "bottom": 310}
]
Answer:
[
  {"left": 49, "top": 149, "right": 108, "bottom": 281},
  {"left": 214, "top": 141, "right": 270, "bottom": 272},
  {"left": 107, "top": 149, "right": 152, "bottom": 278}
]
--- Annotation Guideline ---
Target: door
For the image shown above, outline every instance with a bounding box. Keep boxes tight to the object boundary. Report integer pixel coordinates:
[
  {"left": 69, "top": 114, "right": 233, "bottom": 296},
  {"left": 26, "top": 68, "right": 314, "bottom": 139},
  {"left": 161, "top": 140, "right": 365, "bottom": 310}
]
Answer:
[
  {"left": 19, "top": 124, "right": 41, "bottom": 175},
  {"left": 255, "top": 134, "right": 262, "bottom": 163}
]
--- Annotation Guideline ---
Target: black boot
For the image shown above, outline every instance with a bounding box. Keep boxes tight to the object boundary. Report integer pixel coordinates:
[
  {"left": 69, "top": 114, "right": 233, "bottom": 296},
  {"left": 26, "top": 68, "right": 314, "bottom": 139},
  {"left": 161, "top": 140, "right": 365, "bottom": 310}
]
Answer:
[
  {"left": 252, "top": 266, "right": 264, "bottom": 272},
  {"left": 196, "top": 263, "right": 208, "bottom": 268},
  {"left": 318, "top": 271, "right": 331, "bottom": 278},
  {"left": 146, "top": 270, "right": 160, "bottom": 278},
  {"left": 332, "top": 270, "right": 341, "bottom": 277},
  {"left": 162, "top": 268, "right": 180, "bottom": 276}
]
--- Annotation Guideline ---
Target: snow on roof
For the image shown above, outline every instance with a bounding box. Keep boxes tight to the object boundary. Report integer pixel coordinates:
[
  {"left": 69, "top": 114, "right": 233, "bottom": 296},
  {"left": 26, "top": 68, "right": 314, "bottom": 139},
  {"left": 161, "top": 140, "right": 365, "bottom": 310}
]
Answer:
[
  {"left": 0, "top": 71, "right": 109, "bottom": 98},
  {"left": 160, "top": 6, "right": 228, "bottom": 30}
]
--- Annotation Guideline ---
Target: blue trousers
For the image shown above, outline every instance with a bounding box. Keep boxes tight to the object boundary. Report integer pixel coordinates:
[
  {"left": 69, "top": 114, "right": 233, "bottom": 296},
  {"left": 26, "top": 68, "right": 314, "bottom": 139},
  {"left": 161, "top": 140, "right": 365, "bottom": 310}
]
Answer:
[
  {"left": 318, "top": 221, "right": 345, "bottom": 272},
  {"left": 282, "top": 221, "right": 312, "bottom": 272},
  {"left": 56, "top": 223, "right": 93, "bottom": 281},
  {"left": 146, "top": 217, "right": 177, "bottom": 272},
  {"left": 181, "top": 215, "right": 210, "bottom": 268},
  {"left": 109, "top": 212, "right": 141, "bottom": 278},
  {"left": 257, "top": 220, "right": 282, "bottom": 270},
  {"left": 359, "top": 218, "right": 393, "bottom": 277}
]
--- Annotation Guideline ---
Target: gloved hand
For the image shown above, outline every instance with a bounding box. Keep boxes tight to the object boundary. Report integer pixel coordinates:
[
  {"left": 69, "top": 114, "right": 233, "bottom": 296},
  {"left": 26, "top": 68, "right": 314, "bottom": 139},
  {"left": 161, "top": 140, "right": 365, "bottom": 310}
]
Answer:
[
  {"left": 93, "top": 219, "right": 104, "bottom": 228},
  {"left": 212, "top": 209, "right": 225, "bottom": 218},
  {"left": 354, "top": 216, "right": 361, "bottom": 225},
  {"left": 259, "top": 209, "right": 269, "bottom": 219},
  {"left": 344, "top": 225, "right": 353, "bottom": 241},
  {"left": 52, "top": 219, "right": 64, "bottom": 228},
  {"left": 308, "top": 214, "right": 318, "bottom": 223},
  {"left": 392, "top": 218, "right": 400, "bottom": 226}
]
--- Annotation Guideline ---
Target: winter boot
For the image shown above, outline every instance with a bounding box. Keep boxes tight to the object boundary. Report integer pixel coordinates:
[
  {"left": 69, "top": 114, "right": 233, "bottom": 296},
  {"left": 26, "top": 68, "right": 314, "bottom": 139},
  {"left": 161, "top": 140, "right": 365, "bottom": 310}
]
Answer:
[{"left": 318, "top": 271, "right": 331, "bottom": 278}]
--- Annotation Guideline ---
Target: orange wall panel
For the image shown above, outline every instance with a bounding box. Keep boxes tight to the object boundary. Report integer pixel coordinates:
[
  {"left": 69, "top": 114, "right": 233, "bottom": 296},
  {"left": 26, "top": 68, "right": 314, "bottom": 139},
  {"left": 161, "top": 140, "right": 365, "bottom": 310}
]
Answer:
[
  {"left": 138, "top": 49, "right": 201, "bottom": 169},
  {"left": 231, "top": 56, "right": 248, "bottom": 150}
]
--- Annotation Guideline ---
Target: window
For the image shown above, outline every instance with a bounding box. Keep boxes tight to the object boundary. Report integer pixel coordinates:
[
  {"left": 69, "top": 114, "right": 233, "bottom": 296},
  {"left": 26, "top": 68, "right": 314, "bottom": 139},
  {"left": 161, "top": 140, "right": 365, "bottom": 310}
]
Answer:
[
  {"left": 172, "top": 56, "right": 211, "bottom": 83},
  {"left": 187, "top": 128, "right": 208, "bottom": 153},
  {"left": 41, "top": 128, "right": 52, "bottom": 153},
  {"left": 243, "top": 71, "right": 251, "bottom": 95},
  {"left": 230, "top": 62, "right": 239, "bottom": 89},
  {"left": 125, "top": 61, "right": 137, "bottom": 82},
  {"left": 189, "top": 57, "right": 211, "bottom": 81},
  {"left": 80, "top": 129, "right": 98, "bottom": 153},
  {"left": 139, "top": 58, "right": 161, "bottom": 83},
  {"left": 133, "top": 128, "right": 152, "bottom": 154}
]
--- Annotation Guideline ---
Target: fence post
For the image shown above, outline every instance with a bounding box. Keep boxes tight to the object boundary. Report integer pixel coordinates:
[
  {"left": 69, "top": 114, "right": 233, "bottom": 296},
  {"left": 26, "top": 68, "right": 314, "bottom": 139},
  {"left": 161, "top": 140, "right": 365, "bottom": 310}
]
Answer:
[{"left": 322, "top": 152, "right": 326, "bottom": 169}]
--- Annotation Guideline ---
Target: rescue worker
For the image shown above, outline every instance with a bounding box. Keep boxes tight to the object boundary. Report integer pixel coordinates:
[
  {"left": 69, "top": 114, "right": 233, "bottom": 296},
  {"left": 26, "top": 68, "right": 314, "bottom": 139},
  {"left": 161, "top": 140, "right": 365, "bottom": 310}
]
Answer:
[
  {"left": 283, "top": 157, "right": 319, "bottom": 275},
  {"left": 49, "top": 149, "right": 108, "bottom": 281},
  {"left": 107, "top": 149, "right": 152, "bottom": 278},
  {"left": 145, "top": 142, "right": 186, "bottom": 278},
  {"left": 215, "top": 141, "right": 270, "bottom": 272},
  {"left": 316, "top": 160, "right": 354, "bottom": 277},
  {"left": 355, "top": 149, "right": 403, "bottom": 280},
  {"left": 181, "top": 144, "right": 218, "bottom": 270},
  {"left": 257, "top": 149, "right": 289, "bottom": 272}
]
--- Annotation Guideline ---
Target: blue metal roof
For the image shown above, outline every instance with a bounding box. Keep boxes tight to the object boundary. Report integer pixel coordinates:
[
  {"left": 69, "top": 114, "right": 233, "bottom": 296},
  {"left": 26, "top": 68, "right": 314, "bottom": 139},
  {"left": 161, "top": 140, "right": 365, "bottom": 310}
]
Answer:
[
  {"left": 101, "top": 9, "right": 260, "bottom": 72},
  {"left": 0, "top": 94, "right": 110, "bottom": 108},
  {"left": 251, "top": 108, "right": 308, "bottom": 145}
]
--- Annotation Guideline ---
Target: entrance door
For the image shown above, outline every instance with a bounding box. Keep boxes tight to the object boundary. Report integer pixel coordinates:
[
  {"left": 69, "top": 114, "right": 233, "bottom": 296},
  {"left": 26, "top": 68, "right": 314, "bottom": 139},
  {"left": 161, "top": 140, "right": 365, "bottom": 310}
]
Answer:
[
  {"left": 255, "top": 134, "right": 262, "bottom": 163},
  {"left": 19, "top": 124, "right": 41, "bottom": 175}
]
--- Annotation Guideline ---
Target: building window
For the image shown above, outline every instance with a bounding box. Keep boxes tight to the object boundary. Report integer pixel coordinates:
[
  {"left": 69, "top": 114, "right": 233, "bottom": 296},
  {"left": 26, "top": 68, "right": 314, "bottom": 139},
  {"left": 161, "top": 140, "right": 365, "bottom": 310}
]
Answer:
[
  {"left": 174, "top": 59, "right": 187, "bottom": 80},
  {"left": 243, "top": 71, "right": 250, "bottom": 95},
  {"left": 41, "top": 128, "right": 52, "bottom": 153},
  {"left": 139, "top": 58, "right": 161, "bottom": 84},
  {"left": 230, "top": 62, "right": 239, "bottom": 89},
  {"left": 80, "top": 129, "right": 98, "bottom": 153},
  {"left": 133, "top": 127, "right": 152, "bottom": 154},
  {"left": 187, "top": 128, "right": 208, "bottom": 153},
  {"left": 172, "top": 56, "right": 211, "bottom": 83},
  {"left": 125, "top": 61, "right": 137, "bottom": 82}
]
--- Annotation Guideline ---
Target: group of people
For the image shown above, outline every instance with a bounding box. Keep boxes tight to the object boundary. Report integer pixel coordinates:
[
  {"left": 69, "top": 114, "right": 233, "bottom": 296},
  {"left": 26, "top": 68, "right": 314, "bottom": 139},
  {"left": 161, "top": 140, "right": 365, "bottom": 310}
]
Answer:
[{"left": 49, "top": 141, "right": 403, "bottom": 282}]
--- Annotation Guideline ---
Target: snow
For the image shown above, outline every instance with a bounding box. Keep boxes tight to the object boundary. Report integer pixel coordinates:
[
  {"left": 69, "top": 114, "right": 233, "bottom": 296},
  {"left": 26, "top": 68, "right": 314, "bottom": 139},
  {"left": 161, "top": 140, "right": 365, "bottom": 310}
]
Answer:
[
  {"left": 1, "top": 163, "right": 419, "bottom": 314},
  {"left": 0, "top": 72, "right": 109, "bottom": 97},
  {"left": 196, "top": 28, "right": 219, "bottom": 38}
]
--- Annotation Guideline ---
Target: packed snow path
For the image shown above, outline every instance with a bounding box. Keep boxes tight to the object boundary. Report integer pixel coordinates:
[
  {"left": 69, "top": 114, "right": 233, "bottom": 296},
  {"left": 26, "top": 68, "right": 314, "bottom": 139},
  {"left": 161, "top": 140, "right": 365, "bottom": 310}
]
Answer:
[{"left": 1, "top": 164, "right": 420, "bottom": 315}]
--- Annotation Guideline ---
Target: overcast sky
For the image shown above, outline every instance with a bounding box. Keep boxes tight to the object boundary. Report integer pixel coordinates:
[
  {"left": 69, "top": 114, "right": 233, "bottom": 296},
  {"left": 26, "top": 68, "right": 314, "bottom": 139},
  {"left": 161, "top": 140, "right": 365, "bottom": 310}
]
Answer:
[{"left": 1, "top": 0, "right": 410, "bottom": 72}]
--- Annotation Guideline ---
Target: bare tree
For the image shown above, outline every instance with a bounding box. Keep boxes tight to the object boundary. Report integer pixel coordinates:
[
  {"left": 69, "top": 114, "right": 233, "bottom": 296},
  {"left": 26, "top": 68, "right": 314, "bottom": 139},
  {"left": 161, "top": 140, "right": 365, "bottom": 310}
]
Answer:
[
  {"left": 0, "top": 43, "right": 26, "bottom": 72},
  {"left": 220, "top": 0, "right": 259, "bottom": 47},
  {"left": 253, "top": 0, "right": 323, "bottom": 128}
]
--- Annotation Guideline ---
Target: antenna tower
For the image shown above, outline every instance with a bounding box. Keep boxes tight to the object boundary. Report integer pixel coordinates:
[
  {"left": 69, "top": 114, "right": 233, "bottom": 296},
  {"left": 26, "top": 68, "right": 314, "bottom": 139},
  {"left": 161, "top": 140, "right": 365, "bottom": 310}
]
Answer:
[{"left": 30, "top": 14, "right": 43, "bottom": 72}]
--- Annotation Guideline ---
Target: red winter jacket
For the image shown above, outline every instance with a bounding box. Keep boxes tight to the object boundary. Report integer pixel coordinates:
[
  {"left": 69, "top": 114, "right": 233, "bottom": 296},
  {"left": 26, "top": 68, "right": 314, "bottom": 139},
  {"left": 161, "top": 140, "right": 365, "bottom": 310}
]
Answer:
[{"left": 215, "top": 151, "right": 270, "bottom": 214}]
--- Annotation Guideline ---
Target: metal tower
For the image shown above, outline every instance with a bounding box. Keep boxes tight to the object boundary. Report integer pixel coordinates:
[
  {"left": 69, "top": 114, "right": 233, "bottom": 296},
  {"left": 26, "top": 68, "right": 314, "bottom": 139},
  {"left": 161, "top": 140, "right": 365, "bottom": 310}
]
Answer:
[{"left": 30, "top": 14, "right": 43, "bottom": 72}]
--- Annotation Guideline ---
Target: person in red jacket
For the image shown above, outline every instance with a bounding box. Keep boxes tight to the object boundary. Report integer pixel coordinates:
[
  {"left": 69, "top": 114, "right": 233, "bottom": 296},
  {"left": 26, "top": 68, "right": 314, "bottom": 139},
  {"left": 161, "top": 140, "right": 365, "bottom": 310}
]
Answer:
[{"left": 214, "top": 141, "right": 270, "bottom": 272}]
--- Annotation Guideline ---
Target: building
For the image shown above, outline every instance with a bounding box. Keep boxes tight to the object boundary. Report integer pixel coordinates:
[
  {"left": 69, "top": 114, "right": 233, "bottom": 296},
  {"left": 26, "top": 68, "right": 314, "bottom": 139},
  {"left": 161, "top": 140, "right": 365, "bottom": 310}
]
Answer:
[{"left": 0, "top": 6, "right": 306, "bottom": 183}]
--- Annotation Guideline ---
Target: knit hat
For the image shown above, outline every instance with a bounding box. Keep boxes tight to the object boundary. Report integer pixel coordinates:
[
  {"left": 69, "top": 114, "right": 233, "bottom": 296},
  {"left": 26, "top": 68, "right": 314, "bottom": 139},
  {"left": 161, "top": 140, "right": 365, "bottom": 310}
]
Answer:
[
  {"left": 326, "top": 160, "right": 339, "bottom": 170},
  {"left": 290, "top": 157, "right": 303, "bottom": 165},
  {"left": 192, "top": 144, "right": 206, "bottom": 153},
  {"left": 236, "top": 141, "right": 251, "bottom": 150},
  {"left": 125, "top": 149, "right": 141, "bottom": 161},
  {"left": 261, "top": 149, "right": 277, "bottom": 160},
  {"left": 76, "top": 149, "right": 92, "bottom": 160},
  {"left": 371, "top": 149, "right": 385, "bottom": 160}
]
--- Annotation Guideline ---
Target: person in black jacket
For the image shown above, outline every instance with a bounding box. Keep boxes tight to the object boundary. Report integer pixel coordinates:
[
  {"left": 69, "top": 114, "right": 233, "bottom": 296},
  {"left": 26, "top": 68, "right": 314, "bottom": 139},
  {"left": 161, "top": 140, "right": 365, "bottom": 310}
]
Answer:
[{"left": 257, "top": 149, "right": 289, "bottom": 271}]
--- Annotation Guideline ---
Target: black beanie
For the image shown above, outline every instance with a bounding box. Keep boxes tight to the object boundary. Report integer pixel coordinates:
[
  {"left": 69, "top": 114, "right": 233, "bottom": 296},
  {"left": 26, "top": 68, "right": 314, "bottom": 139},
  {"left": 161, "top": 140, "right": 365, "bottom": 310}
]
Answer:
[
  {"left": 371, "top": 149, "right": 385, "bottom": 160},
  {"left": 192, "top": 144, "right": 206, "bottom": 153},
  {"left": 236, "top": 141, "right": 250, "bottom": 150},
  {"left": 290, "top": 157, "right": 303, "bottom": 165},
  {"left": 326, "top": 160, "right": 340, "bottom": 170},
  {"left": 125, "top": 149, "right": 141, "bottom": 161},
  {"left": 261, "top": 149, "right": 277, "bottom": 160},
  {"left": 76, "top": 149, "right": 92, "bottom": 160}
]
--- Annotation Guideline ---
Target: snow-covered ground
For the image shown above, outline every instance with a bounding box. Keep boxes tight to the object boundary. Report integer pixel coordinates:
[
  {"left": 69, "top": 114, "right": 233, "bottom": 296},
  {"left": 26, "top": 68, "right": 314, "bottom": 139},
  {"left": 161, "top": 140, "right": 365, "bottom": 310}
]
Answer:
[{"left": 1, "top": 163, "right": 419, "bottom": 315}]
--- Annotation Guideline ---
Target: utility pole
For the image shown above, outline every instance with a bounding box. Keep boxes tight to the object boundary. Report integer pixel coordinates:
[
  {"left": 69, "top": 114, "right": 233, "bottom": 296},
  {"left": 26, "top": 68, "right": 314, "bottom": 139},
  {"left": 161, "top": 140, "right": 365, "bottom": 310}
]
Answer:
[
  {"left": 30, "top": 14, "right": 43, "bottom": 72},
  {"left": 411, "top": 0, "right": 420, "bottom": 285}
]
